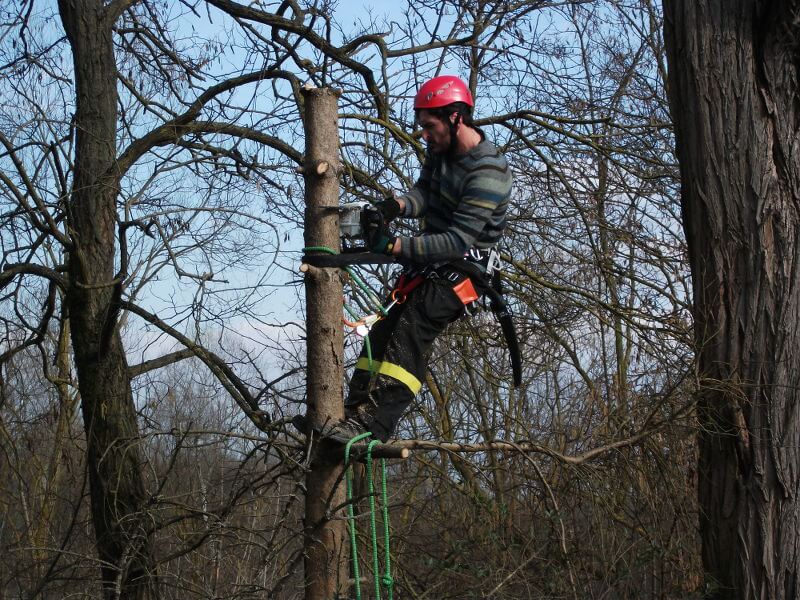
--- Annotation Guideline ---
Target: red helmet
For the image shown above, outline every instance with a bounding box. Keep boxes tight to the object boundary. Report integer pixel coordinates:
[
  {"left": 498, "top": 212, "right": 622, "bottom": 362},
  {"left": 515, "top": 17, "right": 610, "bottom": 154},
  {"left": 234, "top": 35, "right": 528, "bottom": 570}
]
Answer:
[{"left": 414, "top": 75, "right": 474, "bottom": 110}]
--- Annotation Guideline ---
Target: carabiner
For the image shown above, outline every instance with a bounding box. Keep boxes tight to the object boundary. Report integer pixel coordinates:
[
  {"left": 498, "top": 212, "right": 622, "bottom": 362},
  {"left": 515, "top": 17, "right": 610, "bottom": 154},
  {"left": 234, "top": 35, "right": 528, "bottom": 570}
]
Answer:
[{"left": 390, "top": 289, "right": 407, "bottom": 305}]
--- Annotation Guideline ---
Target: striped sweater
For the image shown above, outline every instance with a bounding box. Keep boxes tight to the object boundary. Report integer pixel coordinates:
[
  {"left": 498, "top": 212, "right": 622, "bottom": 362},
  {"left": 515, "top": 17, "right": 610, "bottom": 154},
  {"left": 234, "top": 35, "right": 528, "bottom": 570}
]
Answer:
[{"left": 397, "top": 137, "right": 512, "bottom": 264}]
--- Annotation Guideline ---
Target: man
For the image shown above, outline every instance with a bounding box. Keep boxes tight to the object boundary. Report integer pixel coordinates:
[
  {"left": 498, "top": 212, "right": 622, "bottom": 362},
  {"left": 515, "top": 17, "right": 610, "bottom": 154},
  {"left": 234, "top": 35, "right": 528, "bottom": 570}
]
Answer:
[{"left": 330, "top": 75, "right": 513, "bottom": 443}]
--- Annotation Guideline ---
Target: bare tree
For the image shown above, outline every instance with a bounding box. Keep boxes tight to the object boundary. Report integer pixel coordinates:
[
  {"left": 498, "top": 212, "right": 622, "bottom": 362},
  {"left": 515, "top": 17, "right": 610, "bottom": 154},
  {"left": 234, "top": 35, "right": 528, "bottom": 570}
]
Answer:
[
  {"left": 0, "top": 1, "right": 307, "bottom": 595},
  {"left": 664, "top": 1, "right": 800, "bottom": 598}
]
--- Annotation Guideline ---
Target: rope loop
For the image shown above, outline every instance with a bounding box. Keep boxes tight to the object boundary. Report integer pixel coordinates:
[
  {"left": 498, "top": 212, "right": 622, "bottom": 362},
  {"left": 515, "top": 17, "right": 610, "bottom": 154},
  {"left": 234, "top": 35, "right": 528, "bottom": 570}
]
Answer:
[{"left": 345, "top": 432, "right": 374, "bottom": 600}]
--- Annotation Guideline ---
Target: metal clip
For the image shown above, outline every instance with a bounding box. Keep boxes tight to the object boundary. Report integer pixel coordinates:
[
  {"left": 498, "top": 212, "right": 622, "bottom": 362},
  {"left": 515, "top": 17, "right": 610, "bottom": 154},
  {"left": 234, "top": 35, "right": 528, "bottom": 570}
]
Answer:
[{"left": 355, "top": 312, "right": 382, "bottom": 337}]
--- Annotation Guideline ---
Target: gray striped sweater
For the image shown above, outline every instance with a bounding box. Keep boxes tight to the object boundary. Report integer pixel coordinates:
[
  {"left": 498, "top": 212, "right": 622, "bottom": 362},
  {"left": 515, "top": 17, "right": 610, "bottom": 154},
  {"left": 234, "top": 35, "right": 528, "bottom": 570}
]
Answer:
[{"left": 397, "top": 137, "right": 512, "bottom": 264}]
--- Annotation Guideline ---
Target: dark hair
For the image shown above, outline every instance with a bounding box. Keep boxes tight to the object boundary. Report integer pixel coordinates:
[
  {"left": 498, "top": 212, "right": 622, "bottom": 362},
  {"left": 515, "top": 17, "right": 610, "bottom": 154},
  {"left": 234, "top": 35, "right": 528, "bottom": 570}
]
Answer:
[{"left": 416, "top": 101, "right": 474, "bottom": 127}]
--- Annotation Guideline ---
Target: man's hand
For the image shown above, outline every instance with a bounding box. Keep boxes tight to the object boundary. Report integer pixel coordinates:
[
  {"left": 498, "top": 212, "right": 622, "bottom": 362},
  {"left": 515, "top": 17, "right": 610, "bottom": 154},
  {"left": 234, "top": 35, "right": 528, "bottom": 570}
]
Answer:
[
  {"left": 375, "top": 196, "right": 402, "bottom": 222},
  {"left": 361, "top": 205, "right": 394, "bottom": 253}
]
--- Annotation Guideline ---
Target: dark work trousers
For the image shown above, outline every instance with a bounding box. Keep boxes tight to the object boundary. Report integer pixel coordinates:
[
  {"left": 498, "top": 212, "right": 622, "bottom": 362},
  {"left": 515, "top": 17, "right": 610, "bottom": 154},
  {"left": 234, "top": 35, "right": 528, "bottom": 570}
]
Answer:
[{"left": 345, "top": 274, "right": 467, "bottom": 441}]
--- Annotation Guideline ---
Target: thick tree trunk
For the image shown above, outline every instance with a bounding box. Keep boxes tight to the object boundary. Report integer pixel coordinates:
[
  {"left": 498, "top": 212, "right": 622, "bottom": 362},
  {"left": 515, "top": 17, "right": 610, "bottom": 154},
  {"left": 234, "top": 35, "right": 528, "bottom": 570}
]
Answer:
[
  {"left": 301, "top": 87, "right": 348, "bottom": 599},
  {"left": 664, "top": 2, "right": 800, "bottom": 598},
  {"left": 58, "top": 2, "right": 154, "bottom": 598}
]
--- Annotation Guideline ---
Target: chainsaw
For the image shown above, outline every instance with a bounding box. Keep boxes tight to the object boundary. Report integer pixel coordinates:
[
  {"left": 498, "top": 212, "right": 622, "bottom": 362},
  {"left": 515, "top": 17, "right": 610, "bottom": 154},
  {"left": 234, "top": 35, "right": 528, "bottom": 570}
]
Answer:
[
  {"left": 302, "top": 202, "right": 395, "bottom": 267},
  {"left": 338, "top": 201, "right": 375, "bottom": 251}
]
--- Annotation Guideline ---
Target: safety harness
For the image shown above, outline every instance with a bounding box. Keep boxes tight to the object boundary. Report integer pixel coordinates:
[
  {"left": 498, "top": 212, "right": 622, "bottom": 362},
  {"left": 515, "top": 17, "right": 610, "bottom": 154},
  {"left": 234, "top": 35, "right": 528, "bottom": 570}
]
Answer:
[
  {"left": 302, "top": 246, "right": 522, "bottom": 387},
  {"left": 438, "top": 254, "right": 523, "bottom": 387},
  {"left": 385, "top": 249, "right": 522, "bottom": 388}
]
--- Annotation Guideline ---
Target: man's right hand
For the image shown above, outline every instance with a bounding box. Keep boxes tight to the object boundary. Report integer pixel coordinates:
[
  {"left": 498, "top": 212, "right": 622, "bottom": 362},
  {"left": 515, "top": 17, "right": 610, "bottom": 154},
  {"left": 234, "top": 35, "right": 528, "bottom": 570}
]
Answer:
[{"left": 375, "top": 196, "right": 403, "bottom": 221}]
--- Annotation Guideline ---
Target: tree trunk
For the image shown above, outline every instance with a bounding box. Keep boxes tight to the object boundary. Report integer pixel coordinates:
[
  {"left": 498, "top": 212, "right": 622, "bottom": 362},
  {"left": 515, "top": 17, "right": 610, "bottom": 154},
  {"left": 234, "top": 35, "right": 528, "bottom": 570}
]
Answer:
[
  {"left": 301, "top": 86, "right": 348, "bottom": 600},
  {"left": 664, "top": 2, "right": 800, "bottom": 598},
  {"left": 58, "top": 2, "right": 155, "bottom": 597}
]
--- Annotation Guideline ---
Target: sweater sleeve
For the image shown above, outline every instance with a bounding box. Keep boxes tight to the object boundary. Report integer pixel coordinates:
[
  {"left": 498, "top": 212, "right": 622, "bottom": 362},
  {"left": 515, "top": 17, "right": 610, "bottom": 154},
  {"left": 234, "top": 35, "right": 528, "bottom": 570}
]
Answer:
[{"left": 398, "top": 162, "right": 511, "bottom": 263}]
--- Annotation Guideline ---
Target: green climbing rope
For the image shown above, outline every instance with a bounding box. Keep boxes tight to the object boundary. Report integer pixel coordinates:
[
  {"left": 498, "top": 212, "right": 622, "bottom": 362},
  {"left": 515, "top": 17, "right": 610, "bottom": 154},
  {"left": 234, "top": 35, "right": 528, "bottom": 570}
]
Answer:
[
  {"left": 345, "top": 433, "right": 373, "bottom": 600},
  {"left": 345, "top": 436, "right": 394, "bottom": 600},
  {"left": 379, "top": 458, "right": 394, "bottom": 598},
  {"left": 367, "top": 440, "right": 394, "bottom": 600}
]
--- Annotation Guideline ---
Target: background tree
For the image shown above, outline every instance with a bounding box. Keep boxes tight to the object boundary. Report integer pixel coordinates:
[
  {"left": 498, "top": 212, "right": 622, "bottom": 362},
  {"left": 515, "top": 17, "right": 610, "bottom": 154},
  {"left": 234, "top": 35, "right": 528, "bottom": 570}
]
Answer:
[
  {"left": 664, "top": 1, "right": 800, "bottom": 598},
  {"left": 1, "top": 0, "right": 311, "bottom": 595}
]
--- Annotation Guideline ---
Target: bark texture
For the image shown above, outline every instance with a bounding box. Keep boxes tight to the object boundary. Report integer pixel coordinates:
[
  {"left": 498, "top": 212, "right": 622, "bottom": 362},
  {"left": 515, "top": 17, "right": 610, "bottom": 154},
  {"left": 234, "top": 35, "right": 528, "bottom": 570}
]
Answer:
[
  {"left": 58, "top": 2, "right": 154, "bottom": 597},
  {"left": 301, "top": 87, "right": 348, "bottom": 600},
  {"left": 664, "top": 1, "right": 800, "bottom": 598}
]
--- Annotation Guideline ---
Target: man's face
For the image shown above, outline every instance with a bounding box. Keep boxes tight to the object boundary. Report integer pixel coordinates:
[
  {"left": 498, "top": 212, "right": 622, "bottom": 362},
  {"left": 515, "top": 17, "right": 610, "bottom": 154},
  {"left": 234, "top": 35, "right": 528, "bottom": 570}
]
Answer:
[{"left": 417, "top": 110, "right": 452, "bottom": 155}]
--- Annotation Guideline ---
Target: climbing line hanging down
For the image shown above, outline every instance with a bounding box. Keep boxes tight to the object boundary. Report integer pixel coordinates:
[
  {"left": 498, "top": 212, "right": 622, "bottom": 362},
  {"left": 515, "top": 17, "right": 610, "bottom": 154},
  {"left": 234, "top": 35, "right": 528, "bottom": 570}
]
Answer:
[{"left": 345, "top": 435, "right": 394, "bottom": 600}]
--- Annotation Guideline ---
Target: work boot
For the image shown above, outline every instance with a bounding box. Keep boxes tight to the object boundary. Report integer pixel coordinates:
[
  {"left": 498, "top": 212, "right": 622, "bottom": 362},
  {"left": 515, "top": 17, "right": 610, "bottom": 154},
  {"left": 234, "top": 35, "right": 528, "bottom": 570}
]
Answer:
[
  {"left": 345, "top": 399, "right": 377, "bottom": 425},
  {"left": 291, "top": 414, "right": 372, "bottom": 445},
  {"left": 320, "top": 417, "right": 372, "bottom": 445}
]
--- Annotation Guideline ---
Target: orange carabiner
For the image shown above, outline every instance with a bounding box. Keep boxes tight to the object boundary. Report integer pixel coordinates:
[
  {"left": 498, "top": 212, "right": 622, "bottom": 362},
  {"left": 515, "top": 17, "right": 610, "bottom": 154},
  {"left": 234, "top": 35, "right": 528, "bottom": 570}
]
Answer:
[{"left": 391, "top": 289, "right": 407, "bottom": 304}]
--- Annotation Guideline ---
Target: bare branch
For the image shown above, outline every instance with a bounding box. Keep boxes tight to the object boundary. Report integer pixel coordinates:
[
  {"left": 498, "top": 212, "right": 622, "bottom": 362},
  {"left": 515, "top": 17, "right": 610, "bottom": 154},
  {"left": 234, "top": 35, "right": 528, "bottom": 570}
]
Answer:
[{"left": 121, "top": 300, "right": 271, "bottom": 430}]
